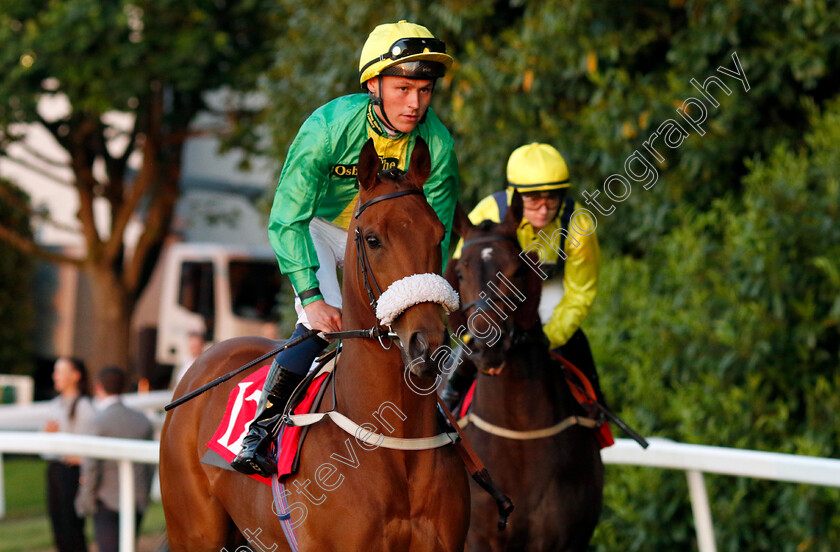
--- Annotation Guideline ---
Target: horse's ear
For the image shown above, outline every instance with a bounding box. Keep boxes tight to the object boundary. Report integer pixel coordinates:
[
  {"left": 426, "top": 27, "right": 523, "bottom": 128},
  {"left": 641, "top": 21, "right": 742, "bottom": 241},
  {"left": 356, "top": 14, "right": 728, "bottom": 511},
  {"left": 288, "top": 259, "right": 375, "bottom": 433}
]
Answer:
[
  {"left": 357, "top": 138, "right": 381, "bottom": 191},
  {"left": 499, "top": 190, "right": 523, "bottom": 235},
  {"left": 452, "top": 202, "right": 473, "bottom": 239},
  {"left": 513, "top": 250, "right": 545, "bottom": 330},
  {"left": 509, "top": 190, "right": 524, "bottom": 224},
  {"left": 407, "top": 137, "right": 431, "bottom": 187},
  {"left": 443, "top": 258, "right": 468, "bottom": 332}
]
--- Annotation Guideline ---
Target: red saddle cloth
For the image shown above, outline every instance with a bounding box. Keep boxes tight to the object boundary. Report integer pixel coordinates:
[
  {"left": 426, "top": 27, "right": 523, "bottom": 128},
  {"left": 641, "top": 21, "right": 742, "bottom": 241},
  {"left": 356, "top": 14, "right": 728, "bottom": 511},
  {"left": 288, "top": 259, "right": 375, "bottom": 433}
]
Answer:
[{"left": 206, "top": 364, "right": 331, "bottom": 486}]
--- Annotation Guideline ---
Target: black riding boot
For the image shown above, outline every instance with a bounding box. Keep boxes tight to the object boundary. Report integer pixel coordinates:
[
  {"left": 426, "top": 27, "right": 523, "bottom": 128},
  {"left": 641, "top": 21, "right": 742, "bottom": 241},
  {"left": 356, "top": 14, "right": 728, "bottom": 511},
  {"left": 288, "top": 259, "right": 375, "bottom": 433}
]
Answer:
[
  {"left": 441, "top": 346, "right": 478, "bottom": 412},
  {"left": 230, "top": 361, "right": 305, "bottom": 477}
]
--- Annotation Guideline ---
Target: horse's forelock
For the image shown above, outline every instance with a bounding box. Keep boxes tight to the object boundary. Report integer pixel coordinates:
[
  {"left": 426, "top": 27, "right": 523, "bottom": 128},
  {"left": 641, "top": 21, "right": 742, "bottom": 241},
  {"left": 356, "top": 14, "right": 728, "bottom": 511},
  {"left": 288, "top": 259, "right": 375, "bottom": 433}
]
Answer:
[{"left": 475, "top": 220, "right": 497, "bottom": 232}]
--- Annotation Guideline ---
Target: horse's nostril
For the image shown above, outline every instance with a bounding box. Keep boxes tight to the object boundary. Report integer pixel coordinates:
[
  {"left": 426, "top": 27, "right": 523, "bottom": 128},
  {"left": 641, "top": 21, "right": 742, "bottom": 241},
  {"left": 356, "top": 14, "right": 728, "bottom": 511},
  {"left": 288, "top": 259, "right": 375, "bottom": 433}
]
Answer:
[{"left": 408, "top": 332, "right": 430, "bottom": 362}]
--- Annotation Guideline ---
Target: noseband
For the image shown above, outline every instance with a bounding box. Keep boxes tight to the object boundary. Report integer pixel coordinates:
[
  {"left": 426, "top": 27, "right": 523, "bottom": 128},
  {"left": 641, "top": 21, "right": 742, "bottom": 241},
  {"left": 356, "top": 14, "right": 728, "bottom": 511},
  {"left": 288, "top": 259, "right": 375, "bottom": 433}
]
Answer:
[{"left": 353, "top": 188, "right": 459, "bottom": 329}]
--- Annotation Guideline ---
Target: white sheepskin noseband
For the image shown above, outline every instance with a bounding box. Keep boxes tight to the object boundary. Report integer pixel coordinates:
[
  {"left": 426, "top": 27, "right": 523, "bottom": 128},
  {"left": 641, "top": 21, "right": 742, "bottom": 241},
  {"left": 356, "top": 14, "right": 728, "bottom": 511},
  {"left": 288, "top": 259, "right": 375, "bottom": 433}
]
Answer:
[{"left": 375, "top": 273, "right": 460, "bottom": 326}]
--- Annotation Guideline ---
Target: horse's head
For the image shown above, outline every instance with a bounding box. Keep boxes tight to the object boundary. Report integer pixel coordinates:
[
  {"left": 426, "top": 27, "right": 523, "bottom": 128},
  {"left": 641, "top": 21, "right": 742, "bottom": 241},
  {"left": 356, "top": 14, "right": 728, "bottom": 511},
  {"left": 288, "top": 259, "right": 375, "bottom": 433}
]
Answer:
[
  {"left": 444, "top": 192, "right": 544, "bottom": 373},
  {"left": 344, "top": 137, "right": 458, "bottom": 380}
]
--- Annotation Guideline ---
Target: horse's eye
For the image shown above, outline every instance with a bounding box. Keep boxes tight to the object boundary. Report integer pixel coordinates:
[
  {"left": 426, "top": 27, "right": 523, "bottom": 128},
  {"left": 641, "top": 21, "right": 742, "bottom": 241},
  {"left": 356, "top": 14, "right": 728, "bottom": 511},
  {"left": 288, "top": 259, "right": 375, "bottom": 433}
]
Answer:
[
  {"left": 455, "top": 269, "right": 464, "bottom": 281},
  {"left": 365, "top": 235, "right": 381, "bottom": 249}
]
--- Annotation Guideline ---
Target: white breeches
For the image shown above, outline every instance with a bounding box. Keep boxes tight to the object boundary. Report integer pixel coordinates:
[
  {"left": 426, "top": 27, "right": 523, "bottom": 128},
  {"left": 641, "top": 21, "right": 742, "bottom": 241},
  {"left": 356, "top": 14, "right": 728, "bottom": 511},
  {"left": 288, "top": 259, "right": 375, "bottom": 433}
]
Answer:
[
  {"left": 539, "top": 279, "right": 565, "bottom": 325},
  {"left": 294, "top": 217, "right": 347, "bottom": 328}
]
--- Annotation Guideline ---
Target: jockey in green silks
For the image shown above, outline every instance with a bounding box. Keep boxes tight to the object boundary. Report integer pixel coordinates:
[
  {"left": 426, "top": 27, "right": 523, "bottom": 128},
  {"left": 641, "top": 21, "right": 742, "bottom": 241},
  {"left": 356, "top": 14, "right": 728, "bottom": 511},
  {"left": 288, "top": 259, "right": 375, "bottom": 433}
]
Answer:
[
  {"left": 442, "top": 143, "right": 607, "bottom": 409},
  {"left": 232, "top": 21, "right": 460, "bottom": 477}
]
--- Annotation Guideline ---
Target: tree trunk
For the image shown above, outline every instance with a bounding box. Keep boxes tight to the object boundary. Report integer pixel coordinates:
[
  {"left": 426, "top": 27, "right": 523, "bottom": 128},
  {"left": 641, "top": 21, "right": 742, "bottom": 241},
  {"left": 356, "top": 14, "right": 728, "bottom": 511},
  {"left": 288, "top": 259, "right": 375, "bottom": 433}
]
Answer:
[{"left": 86, "top": 263, "right": 133, "bottom": 378}]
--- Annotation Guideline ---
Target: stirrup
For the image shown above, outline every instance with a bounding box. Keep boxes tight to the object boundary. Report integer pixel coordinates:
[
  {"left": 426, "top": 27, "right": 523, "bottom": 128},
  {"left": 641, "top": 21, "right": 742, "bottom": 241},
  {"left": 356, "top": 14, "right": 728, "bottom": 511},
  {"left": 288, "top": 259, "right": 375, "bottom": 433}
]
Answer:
[{"left": 232, "top": 446, "right": 278, "bottom": 476}]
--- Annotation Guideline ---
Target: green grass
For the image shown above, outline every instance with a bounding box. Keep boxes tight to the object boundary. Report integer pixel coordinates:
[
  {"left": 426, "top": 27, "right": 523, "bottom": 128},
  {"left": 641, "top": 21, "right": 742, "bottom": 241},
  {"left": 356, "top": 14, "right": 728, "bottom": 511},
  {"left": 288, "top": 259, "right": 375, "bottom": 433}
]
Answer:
[
  {"left": 0, "top": 455, "right": 166, "bottom": 552},
  {"left": 3, "top": 455, "right": 47, "bottom": 518},
  {"left": 0, "top": 515, "right": 54, "bottom": 552}
]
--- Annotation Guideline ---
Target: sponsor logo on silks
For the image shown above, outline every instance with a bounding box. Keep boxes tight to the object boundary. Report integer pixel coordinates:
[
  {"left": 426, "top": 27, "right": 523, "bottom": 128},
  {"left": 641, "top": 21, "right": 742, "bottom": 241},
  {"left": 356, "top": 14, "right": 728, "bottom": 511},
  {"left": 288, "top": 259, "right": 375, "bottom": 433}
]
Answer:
[
  {"left": 331, "top": 164, "right": 358, "bottom": 178},
  {"left": 379, "top": 157, "right": 399, "bottom": 171},
  {"left": 331, "top": 157, "right": 400, "bottom": 180}
]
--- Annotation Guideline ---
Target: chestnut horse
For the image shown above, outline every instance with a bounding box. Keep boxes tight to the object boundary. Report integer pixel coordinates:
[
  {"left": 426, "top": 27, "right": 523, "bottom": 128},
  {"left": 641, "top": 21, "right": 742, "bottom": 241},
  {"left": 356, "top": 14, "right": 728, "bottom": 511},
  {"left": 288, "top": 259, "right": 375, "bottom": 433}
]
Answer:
[
  {"left": 160, "top": 138, "right": 469, "bottom": 551},
  {"left": 444, "top": 194, "right": 604, "bottom": 551}
]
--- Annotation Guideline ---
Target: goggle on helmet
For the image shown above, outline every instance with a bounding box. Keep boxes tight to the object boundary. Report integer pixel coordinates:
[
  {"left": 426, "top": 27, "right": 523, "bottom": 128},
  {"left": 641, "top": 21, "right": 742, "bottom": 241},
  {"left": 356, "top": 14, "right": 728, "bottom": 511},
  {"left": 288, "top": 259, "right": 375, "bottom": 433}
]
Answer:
[{"left": 359, "top": 21, "right": 454, "bottom": 86}]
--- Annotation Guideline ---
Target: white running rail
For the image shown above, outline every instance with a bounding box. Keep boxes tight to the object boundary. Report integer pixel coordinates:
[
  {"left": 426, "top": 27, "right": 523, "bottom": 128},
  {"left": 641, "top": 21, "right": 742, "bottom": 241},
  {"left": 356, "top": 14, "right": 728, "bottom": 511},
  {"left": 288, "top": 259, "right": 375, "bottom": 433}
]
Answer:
[
  {"left": 1, "top": 434, "right": 839, "bottom": 552},
  {"left": 0, "top": 432, "right": 158, "bottom": 552},
  {"left": 0, "top": 390, "right": 173, "bottom": 430},
  {"left": 601, "top": 438, "right": 840, "bottom": 552}
]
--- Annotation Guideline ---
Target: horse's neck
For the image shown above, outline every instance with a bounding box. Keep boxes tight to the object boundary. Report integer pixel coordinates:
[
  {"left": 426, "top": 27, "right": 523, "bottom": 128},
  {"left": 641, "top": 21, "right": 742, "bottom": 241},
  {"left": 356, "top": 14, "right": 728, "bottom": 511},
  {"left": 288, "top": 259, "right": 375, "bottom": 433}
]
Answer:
[
  {"left": 472, "top": 346, "right": 567, "bottom": 428},
  {"left": 334, "top": 278, "right": 440, "bottom": 438},
  {"left": 333, "top": 339, "right": 440, "bottom": 439}
]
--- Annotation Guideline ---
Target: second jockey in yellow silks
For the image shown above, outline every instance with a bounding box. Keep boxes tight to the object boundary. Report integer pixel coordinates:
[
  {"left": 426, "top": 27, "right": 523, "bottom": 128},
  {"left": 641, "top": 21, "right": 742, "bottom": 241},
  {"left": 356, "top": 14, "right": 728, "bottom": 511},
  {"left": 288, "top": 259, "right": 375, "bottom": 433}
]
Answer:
[{"left": 443, "top": 143, "right": 606, "bottom": 409}]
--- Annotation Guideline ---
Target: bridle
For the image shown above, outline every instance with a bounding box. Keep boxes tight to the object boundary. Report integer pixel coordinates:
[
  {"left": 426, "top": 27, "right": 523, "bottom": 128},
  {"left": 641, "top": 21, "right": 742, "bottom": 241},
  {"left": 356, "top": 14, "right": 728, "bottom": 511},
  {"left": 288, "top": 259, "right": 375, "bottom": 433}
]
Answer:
[
  {"left": 457, "top": 232, "right": 540, "bottom": 370},
  {"left": 459, "top": 235, "right": 521, "bottom": 315},
  {"left": 353, "top": 188, "right": 425, "bottom": 315}
]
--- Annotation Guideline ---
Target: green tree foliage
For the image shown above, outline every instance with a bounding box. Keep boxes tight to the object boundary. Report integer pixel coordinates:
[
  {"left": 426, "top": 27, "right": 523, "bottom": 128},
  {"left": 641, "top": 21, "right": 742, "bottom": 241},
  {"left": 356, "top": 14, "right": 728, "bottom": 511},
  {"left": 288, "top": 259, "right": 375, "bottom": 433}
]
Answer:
[
  {"left": 589, "top": 98, "right": 840, "bottom": 551},
  {"left": 0, "top": 0, "right": 282, "bottom": 372},
  {"left": 0, "top": 179, "right": 34, "bottom": 376},
  {"left": 448, "top": 0, "right": 840, "bottom": 255}
]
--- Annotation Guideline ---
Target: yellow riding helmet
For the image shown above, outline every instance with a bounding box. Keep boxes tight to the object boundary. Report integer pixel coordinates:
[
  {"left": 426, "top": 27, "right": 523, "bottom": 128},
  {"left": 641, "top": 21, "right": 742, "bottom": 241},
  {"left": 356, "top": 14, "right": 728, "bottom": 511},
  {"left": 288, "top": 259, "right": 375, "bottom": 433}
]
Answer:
[
  {"left": 506, "top": 143, "right": 571, "bottom": 192},
  {"left": 359, "top": 21, "right": 454, "bottom": 86}
]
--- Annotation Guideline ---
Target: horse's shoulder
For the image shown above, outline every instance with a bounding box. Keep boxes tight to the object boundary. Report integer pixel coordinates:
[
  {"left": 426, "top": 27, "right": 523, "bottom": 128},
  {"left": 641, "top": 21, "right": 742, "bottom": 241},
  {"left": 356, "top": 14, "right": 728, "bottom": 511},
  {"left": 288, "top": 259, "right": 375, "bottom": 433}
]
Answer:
[
  {"left": 209, "top": 335, "right": 280, "bottom": 354},
  {"left": 194, "top": 336, "right": 282, "bottom": 373}
]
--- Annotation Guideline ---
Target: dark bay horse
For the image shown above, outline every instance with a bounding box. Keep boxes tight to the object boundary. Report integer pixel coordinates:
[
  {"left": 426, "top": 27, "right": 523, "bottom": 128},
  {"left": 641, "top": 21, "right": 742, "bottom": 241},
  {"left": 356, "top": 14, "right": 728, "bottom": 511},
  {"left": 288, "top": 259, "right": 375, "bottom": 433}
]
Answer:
[
  {"left": 444, "top": 194, "right": 604, "bottom": 551},
  {"left": 160, "top": 138, "right": 469, "bottom": 551}
]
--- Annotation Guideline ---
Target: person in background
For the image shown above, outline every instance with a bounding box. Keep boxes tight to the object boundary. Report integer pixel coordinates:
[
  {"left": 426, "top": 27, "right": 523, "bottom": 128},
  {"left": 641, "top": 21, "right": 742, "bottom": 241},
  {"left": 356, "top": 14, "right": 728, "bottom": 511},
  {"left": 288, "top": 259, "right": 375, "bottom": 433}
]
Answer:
[
  {"left": 44, "top": 356, "right": 94, "bottom": 552},
  {"left": 171, "top": 329, "right": 207, "bottom": 388},
  {"left": 75, "top": 366, "right": 155, "bottom": 552}
]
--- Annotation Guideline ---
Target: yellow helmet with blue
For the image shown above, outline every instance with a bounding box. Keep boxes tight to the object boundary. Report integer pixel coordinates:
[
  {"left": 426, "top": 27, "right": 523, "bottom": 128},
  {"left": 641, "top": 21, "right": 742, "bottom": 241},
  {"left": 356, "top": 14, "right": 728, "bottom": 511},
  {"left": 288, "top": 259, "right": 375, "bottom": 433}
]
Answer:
[
  {"left": 359, "top": 21, "right": 454, "bottom": 86},
  {"left": 506, "top": 143, "right": 571, "bottom": 192}
]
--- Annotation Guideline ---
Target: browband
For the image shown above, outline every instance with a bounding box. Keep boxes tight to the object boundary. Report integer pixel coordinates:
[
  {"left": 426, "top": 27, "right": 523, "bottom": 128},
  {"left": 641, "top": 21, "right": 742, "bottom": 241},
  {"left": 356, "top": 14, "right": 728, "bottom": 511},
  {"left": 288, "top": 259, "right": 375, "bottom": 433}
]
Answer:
[
  {"left": 355, "top": 189, "right": 424, "bottom": 219},
  {"left": 461, "top": 234, "right": 520, "bottom": 249}
]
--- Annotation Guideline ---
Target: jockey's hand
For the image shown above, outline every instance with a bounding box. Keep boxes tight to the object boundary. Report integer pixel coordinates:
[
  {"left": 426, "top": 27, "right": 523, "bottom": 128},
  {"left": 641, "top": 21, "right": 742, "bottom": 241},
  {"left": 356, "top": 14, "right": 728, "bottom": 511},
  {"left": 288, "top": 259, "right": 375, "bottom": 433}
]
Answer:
[{"left": 303, "top": 299, "right": 343, "bottom": 333}]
